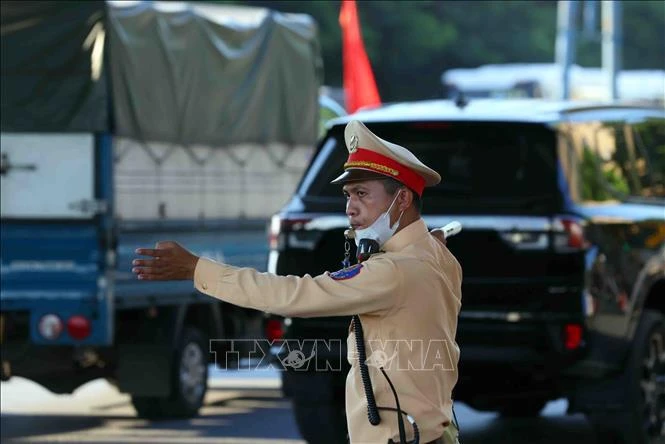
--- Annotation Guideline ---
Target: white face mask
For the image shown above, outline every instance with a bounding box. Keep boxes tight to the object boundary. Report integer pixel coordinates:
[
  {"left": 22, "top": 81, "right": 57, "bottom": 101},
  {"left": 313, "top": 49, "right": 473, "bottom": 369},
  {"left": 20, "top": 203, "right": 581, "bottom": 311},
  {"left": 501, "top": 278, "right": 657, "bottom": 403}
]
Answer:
[{"left": 354, "top": 191, "right": 404, "bottom": 248}]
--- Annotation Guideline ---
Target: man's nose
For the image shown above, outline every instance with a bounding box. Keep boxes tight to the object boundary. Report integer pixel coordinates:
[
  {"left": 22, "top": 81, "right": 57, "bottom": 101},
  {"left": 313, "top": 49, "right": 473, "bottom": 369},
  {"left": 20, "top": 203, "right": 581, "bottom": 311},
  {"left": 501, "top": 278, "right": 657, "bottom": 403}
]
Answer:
[{"left": 346, "top": 199, "right": 358, "bottom": 218}]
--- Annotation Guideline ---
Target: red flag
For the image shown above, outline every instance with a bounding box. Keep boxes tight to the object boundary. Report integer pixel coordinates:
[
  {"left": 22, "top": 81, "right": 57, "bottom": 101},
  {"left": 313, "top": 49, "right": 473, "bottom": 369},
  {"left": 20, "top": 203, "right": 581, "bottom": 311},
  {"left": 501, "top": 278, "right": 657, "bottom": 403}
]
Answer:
[{"left": 339, "top": 0, "right": 381, "bottom": 113}]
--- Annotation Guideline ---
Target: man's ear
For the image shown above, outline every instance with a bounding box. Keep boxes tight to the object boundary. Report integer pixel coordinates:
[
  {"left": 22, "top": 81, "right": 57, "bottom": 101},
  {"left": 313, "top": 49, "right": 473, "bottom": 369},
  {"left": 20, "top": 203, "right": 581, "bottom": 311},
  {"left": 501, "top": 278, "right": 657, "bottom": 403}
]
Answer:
[{"left": 397, "top": 188, "right": 413, "bottom": 212}]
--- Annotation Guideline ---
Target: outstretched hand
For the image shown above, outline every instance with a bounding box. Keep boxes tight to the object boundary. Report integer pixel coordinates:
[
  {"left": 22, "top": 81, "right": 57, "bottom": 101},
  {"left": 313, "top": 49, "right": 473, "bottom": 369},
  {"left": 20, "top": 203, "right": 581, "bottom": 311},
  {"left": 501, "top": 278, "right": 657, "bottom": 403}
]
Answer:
[{"left": 132, "top": 241, "right": 199, "bottom": 281}]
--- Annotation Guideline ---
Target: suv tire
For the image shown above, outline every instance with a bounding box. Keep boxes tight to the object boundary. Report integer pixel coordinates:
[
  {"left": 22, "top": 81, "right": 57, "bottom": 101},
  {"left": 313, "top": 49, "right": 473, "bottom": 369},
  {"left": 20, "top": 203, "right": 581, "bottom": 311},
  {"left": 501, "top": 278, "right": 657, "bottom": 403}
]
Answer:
[{"left": 589, "top": 310, "right": 665, "bottom": 443}]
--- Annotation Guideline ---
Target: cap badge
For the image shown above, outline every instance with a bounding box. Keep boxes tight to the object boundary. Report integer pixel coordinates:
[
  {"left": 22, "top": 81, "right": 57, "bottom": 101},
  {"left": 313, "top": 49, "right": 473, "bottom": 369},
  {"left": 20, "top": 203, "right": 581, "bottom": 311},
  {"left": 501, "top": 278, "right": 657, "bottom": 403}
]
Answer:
[{"left": 349, "top": 135, "right": 359, "bottom": 153}]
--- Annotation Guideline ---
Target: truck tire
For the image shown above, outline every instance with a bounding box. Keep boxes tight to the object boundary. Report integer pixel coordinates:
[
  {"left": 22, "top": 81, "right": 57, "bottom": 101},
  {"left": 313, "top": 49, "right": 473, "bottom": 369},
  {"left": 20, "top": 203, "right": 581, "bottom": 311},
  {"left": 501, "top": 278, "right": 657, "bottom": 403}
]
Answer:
[
  {"left": 131, "top": 396, "right": 165, "bottom": 419},
  {"left": 589, "top": 310, "right": 665, "bottom": 443},
  {"left": 131, "top": 327, "right": 209, "bottom": 419}
]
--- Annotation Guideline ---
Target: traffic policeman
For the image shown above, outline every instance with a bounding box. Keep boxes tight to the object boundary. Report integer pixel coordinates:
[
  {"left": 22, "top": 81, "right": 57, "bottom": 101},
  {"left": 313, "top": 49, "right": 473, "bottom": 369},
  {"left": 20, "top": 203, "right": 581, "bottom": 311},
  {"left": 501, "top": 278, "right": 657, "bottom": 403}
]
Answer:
[{"left": 133, "top": 120, "right": 463, "bottom": 444}]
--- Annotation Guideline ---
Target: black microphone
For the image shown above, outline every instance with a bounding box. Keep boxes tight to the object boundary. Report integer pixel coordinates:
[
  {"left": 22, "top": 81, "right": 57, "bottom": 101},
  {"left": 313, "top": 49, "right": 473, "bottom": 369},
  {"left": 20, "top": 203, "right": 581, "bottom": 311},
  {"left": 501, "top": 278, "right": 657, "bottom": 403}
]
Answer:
[{"left": 356, "top": 238, "right": 381, "bottom": 262}]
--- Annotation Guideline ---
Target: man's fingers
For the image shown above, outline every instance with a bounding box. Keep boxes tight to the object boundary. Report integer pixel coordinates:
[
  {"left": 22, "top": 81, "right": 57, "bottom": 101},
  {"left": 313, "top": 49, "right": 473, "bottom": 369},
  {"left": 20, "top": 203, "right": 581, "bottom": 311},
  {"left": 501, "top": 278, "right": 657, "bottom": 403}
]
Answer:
[
  {"left": 136, "top": 272, "right": 157, "bottom": 281},
  {"left": 156, "top": 241, "right": 179, "bottom": 249},
  {"left": 135, "top": 247, "right": 175, "bottom": 257},
  {"left": 135, "top": 248, "right": 160, "bottom": 257},
  {"left": 132, "top": 258, "right": 159, "bottom": 267},
  {"left": 132, "top": 266, "right": 166, "bottom": 279},
  {"left": 133, "top": 241, "right": 191, "bottom": 281}
]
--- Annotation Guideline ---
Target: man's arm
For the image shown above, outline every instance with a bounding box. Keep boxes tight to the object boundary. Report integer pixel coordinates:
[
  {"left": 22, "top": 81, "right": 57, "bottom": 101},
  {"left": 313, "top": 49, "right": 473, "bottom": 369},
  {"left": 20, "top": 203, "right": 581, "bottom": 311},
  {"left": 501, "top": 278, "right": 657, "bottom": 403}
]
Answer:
[{"left": 133, "top": 241, "right": 401, "bottom": 318}]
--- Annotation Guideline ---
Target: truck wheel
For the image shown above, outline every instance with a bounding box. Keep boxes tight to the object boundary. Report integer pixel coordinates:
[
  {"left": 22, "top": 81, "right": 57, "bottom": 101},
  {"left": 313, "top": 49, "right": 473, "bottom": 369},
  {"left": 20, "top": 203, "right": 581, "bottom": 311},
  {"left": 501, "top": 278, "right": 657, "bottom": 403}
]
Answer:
[
  {"left": 131, "top": 327, "right": 209, "bottom": 419},
  {"left": 589, "top": 310, "right": 665, "bottom": 443},
  {"left": 131, "top": 396, "right": 165, "bottom": 419}
]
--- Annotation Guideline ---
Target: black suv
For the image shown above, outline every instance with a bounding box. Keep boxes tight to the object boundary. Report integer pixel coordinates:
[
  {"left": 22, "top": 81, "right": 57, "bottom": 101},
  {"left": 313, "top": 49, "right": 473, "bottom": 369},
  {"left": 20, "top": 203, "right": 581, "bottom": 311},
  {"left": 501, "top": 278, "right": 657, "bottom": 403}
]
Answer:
[{"left": 266, "top": 99, "right": 665, "bottom": 444}]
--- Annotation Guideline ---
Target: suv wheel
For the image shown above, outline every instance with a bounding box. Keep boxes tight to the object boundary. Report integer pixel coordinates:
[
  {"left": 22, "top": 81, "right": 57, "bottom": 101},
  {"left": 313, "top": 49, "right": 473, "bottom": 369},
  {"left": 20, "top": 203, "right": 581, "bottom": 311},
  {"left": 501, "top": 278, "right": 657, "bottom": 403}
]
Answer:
[
  {"left": 589, "top": 310, "right": 665, "bottom": 443},
  {"left": 637, "top": 311, "right": 665, "bottom": 441}
]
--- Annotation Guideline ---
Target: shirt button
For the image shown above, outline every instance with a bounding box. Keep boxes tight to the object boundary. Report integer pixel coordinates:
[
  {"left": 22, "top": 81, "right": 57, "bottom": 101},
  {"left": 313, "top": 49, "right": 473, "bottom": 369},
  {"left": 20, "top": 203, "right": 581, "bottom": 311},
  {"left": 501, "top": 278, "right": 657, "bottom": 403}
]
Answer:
[{"left": 202, "top": 283, "right": 208, "bottom": 290}]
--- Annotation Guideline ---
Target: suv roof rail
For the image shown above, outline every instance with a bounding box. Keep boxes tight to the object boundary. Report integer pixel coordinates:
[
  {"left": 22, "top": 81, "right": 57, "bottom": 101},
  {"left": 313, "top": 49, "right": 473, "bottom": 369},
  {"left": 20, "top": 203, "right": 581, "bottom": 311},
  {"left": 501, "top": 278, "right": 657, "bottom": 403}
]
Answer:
[
  {"left": 454, "top": 92, "right": 469, "bottom": 109},
  {"left": 560, "top": 102, "right": 665, "bottom": 114}
]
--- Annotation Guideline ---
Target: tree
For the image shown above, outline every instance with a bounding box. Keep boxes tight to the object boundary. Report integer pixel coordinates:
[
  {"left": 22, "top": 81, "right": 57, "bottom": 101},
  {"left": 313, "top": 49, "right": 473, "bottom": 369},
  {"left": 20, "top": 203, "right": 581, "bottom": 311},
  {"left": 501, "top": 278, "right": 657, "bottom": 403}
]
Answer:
[{"left": 210, "top": 1, "right": 665, "bottom": 102}]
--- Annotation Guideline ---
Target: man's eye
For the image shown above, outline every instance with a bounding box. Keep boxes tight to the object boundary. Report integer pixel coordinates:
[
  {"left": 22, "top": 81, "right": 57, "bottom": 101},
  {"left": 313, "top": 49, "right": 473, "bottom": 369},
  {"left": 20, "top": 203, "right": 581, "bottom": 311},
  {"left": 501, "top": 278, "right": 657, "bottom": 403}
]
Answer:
[{"left": 357, "top": 191, "right": 366, "bottom": 197}]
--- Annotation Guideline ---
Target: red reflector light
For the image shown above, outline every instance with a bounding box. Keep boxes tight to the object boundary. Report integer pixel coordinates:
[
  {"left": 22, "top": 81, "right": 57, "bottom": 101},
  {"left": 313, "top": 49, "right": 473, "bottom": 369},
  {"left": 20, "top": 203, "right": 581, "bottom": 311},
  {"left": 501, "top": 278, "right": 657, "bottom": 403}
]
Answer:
[
  {"left": 67, "top": 315, "right": 91, "bottom": 340},
  {"left": 564, "top": 324, "right": 583, "bottom": 350},
  {"left": 265, "top": 319, "right": 284, "bottom": 342}
]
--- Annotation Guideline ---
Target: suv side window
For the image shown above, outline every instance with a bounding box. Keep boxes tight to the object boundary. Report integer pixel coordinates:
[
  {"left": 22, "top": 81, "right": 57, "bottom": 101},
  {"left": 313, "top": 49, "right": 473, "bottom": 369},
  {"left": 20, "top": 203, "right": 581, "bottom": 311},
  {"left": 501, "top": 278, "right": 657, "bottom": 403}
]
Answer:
[
  {"left": 566, "top": 116, "right": 665, "bottom": 202},
  {"left": 631, "top": 117, "right": 665, "bottom": 197}
]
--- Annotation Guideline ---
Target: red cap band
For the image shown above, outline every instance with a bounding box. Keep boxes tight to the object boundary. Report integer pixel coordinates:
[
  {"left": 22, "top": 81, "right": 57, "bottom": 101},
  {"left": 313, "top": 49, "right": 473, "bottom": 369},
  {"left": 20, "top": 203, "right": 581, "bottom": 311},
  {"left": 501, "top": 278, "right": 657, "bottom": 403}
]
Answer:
[{"left": 345, "top": 148, "right": 426, "bottom": 196}]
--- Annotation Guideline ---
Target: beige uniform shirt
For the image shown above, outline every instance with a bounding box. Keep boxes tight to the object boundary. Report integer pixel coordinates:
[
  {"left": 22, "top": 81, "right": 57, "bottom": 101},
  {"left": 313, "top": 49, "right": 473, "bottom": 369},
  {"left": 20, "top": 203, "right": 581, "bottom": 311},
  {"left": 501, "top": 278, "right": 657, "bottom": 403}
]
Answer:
[{"left": 194, "top": 218, "right": 462, "bottom": 443}]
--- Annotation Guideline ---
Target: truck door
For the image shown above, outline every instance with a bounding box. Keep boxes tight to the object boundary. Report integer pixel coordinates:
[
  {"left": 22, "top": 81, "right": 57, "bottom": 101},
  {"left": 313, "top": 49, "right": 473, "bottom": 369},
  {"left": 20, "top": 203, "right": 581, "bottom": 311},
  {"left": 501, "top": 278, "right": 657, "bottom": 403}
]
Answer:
[{"left": 1, "top": 133, "right": 114, "bottom": 345}]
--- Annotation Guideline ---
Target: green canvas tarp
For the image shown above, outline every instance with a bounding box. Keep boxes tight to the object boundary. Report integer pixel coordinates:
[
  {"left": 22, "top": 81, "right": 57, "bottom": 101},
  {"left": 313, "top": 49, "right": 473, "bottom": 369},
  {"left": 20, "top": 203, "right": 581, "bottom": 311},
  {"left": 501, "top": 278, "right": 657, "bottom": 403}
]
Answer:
[
  {"left": 1, "top": 1, "right": 322, "bottom": 147},
  {"left": 1, "top": 1, "right": 109, "bottom": 132},
  {"left": 107, "top": 1, "right": 322, "bottom": 146}
]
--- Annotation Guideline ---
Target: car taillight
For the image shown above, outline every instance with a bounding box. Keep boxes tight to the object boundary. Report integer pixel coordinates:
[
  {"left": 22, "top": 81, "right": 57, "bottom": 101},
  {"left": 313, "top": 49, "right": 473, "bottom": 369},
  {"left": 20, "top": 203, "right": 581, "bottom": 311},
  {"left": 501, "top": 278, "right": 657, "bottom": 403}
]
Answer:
[
  {"left": 38, "top": 314, "right": 63, "bottom": 340},
  {"left": 67, "top": 315, "right": 91, "bottom": 340},
  {"left": 268, "top": 214, "right": 282, "bottom": 250},
  {"left": 268, "top": 214, "right": 313, "bottom": 251},
  {"left": 265, "top": 319, "right": 284, "bottom": 342},
  {"left": 564, "top": 323, "right": 584, "bottom": 350},
  {"left": 552, "top": 217, "right": 589, "bottom": 252}
]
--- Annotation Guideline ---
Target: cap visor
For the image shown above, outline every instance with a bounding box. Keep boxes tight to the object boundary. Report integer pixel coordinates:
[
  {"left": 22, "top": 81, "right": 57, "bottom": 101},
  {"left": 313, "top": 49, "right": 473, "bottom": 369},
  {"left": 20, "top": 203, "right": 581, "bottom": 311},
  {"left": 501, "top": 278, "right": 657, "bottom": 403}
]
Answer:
[{"left": 330, "top": 168, "right": 392, "bottom": 185}]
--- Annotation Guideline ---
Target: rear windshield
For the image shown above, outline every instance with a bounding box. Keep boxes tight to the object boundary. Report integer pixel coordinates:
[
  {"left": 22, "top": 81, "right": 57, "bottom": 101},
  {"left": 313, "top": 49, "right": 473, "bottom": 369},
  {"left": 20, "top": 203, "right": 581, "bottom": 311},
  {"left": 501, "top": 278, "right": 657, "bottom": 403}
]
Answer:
[{"left": 299, "top": 122, "right": 559, "bottom": 214}]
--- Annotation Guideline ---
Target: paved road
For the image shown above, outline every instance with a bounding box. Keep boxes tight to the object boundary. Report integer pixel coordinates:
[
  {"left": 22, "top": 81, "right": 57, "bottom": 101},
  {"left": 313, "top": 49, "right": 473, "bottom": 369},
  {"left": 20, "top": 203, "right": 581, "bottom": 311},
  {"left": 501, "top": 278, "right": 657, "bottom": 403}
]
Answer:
[{"left": 1, "top": 367, "right": 603, "bottom": 444}]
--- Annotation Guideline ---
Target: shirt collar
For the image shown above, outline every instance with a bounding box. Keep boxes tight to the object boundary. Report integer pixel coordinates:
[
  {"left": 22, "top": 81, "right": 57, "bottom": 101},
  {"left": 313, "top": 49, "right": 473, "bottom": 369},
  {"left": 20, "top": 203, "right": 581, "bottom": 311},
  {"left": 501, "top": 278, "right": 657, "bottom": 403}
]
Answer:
[{"left": 382, "top": 218, "right": 428, "bottom": 253}]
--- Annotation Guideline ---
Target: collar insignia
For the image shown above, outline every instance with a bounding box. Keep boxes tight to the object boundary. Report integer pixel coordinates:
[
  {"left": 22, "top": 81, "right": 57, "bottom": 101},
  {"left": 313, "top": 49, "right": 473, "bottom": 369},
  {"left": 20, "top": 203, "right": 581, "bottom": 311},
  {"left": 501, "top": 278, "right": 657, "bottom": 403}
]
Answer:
[{"left": 329, "top": 263, "right": 363, "bottom": 280}]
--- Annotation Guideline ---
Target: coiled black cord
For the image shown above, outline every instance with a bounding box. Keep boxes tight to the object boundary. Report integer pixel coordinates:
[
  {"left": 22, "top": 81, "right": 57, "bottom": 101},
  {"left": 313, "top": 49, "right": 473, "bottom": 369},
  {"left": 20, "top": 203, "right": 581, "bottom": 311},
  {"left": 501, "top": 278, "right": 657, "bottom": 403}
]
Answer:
[
  {"left": 353, "top": 315, "right": 420, "bottom": 444},
  {"left": 352, "top": 314, "right": 381, "bottom": 426}
]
